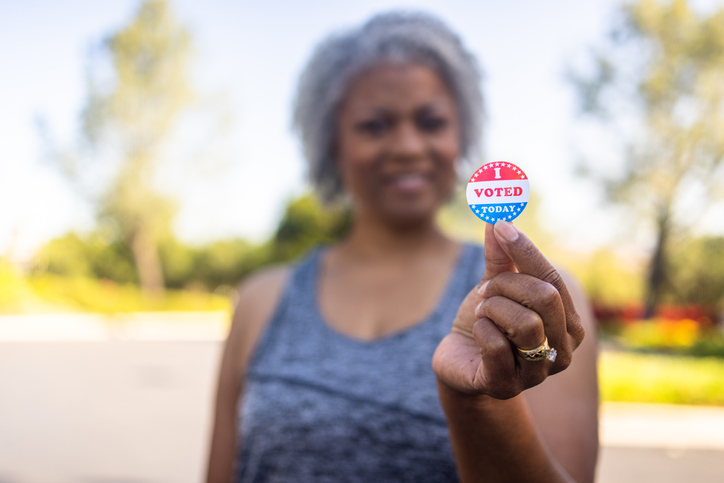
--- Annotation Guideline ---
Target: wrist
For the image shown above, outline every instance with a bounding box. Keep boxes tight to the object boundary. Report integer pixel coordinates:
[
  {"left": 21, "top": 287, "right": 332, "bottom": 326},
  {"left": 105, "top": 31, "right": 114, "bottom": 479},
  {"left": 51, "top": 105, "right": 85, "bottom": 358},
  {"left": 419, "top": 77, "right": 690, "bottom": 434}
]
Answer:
[{"left": 436, "top": 379, "right": 499, "bottom": 411}]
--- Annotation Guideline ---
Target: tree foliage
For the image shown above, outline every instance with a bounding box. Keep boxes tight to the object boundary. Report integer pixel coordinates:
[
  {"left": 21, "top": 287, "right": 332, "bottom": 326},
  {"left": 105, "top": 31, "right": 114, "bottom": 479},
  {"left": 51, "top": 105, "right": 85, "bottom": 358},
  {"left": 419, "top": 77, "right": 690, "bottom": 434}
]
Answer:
[
  {"left": 570, "top": 0, "right": 724, "bottom": 317},
  {"left": 668, "top": 236, "right": 724, "bottom": 310},
  {"left": 35, "top": 232, "right": 137, "bottom": 283},
  {"left": 270, "top": 194, "right": 352, "bottom": 262},
  {"left": 80, "top": 0, "right": 194, "bottom": 295},
  {"left": 33, "top": 193, "right": 351, "bottom": 292}
]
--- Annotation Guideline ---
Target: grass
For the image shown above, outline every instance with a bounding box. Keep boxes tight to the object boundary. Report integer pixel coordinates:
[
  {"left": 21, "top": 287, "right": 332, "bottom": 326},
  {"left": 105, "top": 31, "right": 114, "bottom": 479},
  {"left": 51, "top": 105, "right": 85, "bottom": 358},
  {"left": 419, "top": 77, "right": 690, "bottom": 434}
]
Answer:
[
  {"left": 600, "top": 350, "right": 724, "bottom": 406},
  {"left": 28, "top": 274, "right": 232, "bottom": 314},
  {"left": 0, "top": 270, "right": 232, "bottom": 315}
]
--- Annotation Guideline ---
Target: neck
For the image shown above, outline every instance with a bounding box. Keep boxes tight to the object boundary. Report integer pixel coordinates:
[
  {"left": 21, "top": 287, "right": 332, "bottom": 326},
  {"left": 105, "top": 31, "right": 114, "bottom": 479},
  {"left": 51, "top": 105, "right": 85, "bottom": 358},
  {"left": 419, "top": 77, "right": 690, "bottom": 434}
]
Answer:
[{"left": 339, "top": 211, "right": 453, "bottom": 260}]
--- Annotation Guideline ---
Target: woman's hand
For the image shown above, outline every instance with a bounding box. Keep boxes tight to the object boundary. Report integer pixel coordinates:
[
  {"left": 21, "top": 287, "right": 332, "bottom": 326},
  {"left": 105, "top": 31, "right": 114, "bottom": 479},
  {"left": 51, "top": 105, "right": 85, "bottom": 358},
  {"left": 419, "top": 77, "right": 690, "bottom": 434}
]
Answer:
[{"left": 432, "top": 220, "right": 585, "bottom": 399}]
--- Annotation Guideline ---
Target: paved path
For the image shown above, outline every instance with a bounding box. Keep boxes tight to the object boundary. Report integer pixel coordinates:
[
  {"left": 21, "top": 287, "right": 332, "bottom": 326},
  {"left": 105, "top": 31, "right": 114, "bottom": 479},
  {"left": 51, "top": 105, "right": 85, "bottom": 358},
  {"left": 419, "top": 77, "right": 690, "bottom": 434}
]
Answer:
[
  {"left": 0, "top": 341, "right": 219, "bottom": 483},
  {"left": 1, "top": 315, "right": 723, "bottom": 482}
]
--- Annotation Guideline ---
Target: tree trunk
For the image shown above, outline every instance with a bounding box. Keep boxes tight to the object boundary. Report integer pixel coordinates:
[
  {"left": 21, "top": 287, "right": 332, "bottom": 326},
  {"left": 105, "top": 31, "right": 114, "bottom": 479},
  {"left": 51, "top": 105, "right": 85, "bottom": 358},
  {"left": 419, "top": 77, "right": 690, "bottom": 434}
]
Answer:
[
  {"left": 644, "top": 207, "right": 671, "bottom": 319},
  {"left": 130, "top": 228, "right": 165, "bottom": 297}
]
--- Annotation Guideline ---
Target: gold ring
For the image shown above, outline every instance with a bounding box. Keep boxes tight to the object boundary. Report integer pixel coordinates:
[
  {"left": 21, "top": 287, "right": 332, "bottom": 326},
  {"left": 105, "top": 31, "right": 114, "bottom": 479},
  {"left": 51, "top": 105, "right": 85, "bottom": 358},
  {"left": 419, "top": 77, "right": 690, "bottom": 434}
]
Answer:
[{"left": 516, "top": 336, "right": 557, "bottom": 362}]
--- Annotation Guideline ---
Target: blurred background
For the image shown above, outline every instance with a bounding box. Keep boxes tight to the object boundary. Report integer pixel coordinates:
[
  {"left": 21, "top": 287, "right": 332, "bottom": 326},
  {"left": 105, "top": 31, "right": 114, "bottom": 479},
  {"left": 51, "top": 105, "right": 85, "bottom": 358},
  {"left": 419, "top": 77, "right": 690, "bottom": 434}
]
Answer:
[{"left": 1, "top": 0, "right": 724, "bottom": 482}]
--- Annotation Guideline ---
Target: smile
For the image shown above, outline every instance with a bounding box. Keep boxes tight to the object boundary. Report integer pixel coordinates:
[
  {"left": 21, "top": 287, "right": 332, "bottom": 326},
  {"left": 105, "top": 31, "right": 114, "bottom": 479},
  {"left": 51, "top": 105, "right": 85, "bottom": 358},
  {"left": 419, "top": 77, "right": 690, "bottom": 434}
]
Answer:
[{"left": 386, "top": 173, "right": 431, "bottom": 191}]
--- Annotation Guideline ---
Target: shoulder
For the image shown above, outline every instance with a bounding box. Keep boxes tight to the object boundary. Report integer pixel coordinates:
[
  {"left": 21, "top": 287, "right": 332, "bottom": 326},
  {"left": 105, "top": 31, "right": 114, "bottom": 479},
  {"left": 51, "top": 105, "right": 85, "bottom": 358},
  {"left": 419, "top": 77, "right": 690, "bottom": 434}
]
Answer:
[
  {"left": 236, "top": 265, "right": 292, "bottom": 314},
  {"left": 225, "top": 265, "right": 293, "bottom": 376}
]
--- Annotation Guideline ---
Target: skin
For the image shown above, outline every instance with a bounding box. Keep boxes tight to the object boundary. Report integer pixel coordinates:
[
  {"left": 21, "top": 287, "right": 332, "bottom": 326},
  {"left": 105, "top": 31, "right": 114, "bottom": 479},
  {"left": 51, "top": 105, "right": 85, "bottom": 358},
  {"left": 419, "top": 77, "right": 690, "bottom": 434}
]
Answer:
[{"left": 206, "top": 63, "right": 599, "bottom": 483}]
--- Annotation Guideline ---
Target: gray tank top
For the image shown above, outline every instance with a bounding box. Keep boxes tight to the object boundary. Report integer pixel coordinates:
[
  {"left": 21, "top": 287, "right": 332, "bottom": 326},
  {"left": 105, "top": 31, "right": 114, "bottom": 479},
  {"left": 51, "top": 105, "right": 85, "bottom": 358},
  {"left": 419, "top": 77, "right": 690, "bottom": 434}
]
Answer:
[{"left": 236, "top": 243, "right": 484, "bottom": 482}]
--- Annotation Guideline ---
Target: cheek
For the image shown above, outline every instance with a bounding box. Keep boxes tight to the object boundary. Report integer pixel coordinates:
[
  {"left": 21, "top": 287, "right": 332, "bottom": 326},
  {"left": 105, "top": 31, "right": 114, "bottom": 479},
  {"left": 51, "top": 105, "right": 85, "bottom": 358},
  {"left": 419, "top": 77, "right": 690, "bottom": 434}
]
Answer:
[
  {"left": 336, "top": 135, "right": 381, "bottom": 189},
  {"left": 442, "top": 123, "right": 463, "bottom": 160},
  {"left": 434, "top": 132, "right": 461, "bottom": 171},
  {"left": 433, "top": 133, "right": 462, "bottom": 197}
]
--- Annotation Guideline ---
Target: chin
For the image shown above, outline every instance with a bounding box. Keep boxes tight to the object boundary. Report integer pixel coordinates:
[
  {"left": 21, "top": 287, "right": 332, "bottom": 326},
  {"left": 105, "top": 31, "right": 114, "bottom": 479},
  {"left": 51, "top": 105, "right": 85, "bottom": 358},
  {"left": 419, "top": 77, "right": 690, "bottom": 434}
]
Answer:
[{"left": 377, "top": 195, "right": 442, "bottom": 228}]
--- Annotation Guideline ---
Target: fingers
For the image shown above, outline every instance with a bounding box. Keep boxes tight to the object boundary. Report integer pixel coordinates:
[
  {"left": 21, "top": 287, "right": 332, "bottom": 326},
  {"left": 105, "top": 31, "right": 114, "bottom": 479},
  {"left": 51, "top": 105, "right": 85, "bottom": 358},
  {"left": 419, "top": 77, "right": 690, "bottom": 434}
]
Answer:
[
  {"left": 477, "top": 272, "right": 565, "bottom": 323},
  {"left": 458, "top": 221, "right": 587, "bottom": 398},
  {"left": 472, "top": 317, "right": 548, "bottom": 398},
  {"left": 476, "top": 272, "right": 569, "bottom": 363},
  {"left": 471, "top": 318, "right": 519, "bottom": 399},
  {"left": 476, "top": 295, "right": 547, "bottom": 351},
  {"left": 491, "top": 221, "right": 585, "bottom": 349}
]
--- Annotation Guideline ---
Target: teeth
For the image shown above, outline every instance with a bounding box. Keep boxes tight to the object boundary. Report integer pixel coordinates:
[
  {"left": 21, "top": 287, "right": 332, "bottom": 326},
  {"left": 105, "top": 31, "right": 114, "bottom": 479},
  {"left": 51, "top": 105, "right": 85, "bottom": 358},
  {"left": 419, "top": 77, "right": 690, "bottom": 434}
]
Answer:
[
  {"left": 391, "top": 173, "right": 426, "bottom": 190},
  {"left": 395, "top": 174, "right": 423, "bottom": 181}
]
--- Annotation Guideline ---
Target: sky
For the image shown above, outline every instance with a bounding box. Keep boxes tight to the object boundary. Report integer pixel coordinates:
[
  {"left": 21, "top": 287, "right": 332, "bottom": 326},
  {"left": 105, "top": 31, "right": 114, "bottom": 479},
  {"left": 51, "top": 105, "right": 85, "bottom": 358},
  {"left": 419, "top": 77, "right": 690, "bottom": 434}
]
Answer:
[{"left": 2, "top": 0, "right": 723, "bottom": 261}]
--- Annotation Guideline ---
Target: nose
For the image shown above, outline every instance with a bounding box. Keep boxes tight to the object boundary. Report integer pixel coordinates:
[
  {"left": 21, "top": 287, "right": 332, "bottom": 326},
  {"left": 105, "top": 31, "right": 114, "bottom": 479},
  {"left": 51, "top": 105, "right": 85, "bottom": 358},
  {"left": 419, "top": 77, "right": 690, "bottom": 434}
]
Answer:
[{"left": 391, "top": 121, "right": 426, "bottom": 160}]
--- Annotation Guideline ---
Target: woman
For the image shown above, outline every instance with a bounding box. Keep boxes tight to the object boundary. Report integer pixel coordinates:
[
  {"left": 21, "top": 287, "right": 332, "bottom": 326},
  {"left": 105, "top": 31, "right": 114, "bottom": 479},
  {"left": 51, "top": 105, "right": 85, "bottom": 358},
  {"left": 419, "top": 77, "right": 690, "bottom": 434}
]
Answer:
[{"left": 207, "top": 11, "right": 598, "bottom": 483}]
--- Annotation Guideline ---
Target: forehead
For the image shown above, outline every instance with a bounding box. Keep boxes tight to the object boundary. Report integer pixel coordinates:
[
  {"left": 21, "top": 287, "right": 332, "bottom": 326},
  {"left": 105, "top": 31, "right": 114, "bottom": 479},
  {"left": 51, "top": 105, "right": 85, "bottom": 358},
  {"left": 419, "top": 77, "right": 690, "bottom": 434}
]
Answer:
[{"left": 340, "top": 62, "right": 456, "bottom": 114}]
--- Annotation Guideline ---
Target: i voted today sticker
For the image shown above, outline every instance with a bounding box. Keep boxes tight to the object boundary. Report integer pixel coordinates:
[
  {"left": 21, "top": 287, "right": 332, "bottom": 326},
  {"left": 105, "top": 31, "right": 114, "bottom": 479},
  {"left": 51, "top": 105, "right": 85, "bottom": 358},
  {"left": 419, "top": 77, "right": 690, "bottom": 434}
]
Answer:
[{"left": 467, "top": 161, "right": 530, "bottom": 224}]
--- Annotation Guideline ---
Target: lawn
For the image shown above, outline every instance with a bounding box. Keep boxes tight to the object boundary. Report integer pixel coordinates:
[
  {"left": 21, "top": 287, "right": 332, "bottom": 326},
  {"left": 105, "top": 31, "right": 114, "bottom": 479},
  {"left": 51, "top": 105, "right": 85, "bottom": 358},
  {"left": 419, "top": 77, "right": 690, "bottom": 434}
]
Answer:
[{"left": 599, "top": 350, "right": 724, "bottom": 406}]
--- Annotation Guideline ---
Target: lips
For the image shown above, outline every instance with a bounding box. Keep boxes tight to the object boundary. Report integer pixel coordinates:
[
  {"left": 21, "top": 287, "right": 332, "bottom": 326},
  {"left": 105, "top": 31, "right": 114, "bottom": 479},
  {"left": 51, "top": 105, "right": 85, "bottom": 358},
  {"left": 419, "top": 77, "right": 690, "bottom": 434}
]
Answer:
[{"left": 384, "top": 172, "right": 432, "bottom": 192}]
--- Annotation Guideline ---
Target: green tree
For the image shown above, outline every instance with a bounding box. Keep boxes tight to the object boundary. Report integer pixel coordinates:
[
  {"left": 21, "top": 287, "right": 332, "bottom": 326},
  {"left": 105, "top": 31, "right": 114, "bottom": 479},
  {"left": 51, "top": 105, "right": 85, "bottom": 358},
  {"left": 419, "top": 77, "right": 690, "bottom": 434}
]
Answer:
[
  {"left": 270, "top": 193, "right": 352, "bottom": 263},
  {"left": 570, "top": 0, "right": 724, "bottom": 317},
  {"left": 34, "top": 232, "right": 137, "bottom": 284},
  {"left": 79, "top": 0, "right": 193, "bottom": 295},
  {"left": 668, "top": 236, "right": 724, "bottom": 311}
]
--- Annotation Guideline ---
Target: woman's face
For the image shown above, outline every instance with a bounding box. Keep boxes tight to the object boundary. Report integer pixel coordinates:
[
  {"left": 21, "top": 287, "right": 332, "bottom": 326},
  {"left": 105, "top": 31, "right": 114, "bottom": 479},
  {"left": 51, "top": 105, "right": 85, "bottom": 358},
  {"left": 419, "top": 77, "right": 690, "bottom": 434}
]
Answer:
[{"left": 336, "top": 62, "right": 461, "bottom": 227}]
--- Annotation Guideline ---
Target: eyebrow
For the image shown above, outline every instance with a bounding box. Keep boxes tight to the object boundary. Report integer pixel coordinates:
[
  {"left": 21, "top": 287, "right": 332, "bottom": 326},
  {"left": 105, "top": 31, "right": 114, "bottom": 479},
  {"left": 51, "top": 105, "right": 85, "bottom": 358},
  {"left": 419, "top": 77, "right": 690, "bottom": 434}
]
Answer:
[{"left": 417, "top": 102, "right": 452, "bottom": 114}]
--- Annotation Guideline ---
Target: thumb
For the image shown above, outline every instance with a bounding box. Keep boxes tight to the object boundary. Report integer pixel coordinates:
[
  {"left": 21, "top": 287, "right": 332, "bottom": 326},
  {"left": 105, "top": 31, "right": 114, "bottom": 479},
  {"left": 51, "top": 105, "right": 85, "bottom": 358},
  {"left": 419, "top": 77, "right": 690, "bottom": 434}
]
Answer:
[{"left": 481, "top": 221, "right": 516, "bottom": 285}]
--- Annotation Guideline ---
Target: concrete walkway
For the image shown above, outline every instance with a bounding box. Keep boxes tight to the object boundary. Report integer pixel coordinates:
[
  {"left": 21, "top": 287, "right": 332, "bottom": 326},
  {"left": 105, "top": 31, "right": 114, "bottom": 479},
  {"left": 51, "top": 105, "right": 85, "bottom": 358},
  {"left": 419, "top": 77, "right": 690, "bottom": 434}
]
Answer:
[
  {"left": 601, "top": 402, "right": 724, "bottom": 450},
  {"left": 0, "top": 312, "right": 229, "bottom": 342},
  {"left": 1, "top": 314, "right": 723, "bottom": 482}
]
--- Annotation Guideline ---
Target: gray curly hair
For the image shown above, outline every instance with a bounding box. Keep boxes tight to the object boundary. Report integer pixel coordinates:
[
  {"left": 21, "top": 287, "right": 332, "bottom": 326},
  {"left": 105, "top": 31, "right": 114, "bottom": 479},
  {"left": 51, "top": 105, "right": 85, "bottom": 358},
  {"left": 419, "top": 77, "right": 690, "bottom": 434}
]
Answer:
[{"left": 292, "top": 11, "right": 485, "bottom": 204}]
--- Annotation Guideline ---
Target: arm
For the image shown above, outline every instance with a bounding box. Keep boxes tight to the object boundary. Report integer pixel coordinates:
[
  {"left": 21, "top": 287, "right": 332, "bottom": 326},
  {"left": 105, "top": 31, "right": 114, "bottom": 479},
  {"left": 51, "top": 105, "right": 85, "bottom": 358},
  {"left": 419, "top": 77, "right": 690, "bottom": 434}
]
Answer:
[
  {"left": 205, "top": 267, "right": 290, "bottom": 483},
  {"left": 438, "top": 384, "right": 573, "bottom": 482},
  {"left": 432, "top": 222, "right": 598, "bottom": 482}
]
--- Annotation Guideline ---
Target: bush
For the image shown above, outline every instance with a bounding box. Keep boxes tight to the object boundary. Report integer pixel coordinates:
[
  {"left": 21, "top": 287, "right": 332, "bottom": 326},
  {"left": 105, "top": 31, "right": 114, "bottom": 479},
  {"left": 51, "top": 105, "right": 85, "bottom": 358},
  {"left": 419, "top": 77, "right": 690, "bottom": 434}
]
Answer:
[
  {"left": 619, "top": 318, "right": 701, "bottom": 349},
  {"left": 599, "top": 315, "right": 724, "bottom": 358}
]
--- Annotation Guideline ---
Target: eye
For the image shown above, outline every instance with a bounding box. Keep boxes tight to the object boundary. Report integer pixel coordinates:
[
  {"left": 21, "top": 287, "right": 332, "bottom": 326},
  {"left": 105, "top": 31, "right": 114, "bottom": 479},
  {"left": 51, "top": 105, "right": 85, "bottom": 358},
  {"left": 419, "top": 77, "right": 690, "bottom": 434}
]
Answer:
[
  {"left": 355, "top": 118, "right": 389, "bottom": 136},
  {"left": 417, "top": 115, "right": 449, "bottom": 133}
]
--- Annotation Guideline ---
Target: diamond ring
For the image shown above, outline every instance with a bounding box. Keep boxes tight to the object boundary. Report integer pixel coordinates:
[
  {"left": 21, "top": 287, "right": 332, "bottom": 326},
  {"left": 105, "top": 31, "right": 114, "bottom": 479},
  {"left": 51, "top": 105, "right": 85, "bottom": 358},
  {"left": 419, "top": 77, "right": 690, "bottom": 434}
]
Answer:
[{"left": 516, "top": 336, "right": 557, "bottom": 362}]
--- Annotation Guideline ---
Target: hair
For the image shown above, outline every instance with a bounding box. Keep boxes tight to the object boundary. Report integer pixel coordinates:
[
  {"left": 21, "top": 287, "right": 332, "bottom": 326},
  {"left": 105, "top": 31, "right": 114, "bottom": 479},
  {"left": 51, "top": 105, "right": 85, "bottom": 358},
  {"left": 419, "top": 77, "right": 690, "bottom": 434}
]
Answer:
[{"left": 292, "top": 10, "right": 485, "bottom": 204}]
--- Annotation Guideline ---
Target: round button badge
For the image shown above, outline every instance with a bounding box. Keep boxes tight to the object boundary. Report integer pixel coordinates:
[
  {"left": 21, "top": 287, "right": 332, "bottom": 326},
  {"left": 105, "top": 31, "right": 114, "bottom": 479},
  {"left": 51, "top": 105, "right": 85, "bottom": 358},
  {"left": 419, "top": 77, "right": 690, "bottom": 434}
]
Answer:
[{"left": 467, "top": 162, "right": 530, "bottom": 224}]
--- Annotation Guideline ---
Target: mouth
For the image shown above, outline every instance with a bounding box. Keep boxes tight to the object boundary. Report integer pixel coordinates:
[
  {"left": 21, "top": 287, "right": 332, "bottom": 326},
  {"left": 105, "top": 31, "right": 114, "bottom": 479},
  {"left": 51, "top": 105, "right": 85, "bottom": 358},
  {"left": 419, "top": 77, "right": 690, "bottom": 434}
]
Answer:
[{"left": 385, "top": 172, "right": 431, "bottom": 192}]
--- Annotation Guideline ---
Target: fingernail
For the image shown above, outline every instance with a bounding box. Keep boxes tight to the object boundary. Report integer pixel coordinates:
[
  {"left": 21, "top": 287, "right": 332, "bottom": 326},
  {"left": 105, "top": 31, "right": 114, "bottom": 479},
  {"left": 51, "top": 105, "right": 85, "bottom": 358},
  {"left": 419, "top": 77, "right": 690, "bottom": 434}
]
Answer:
[
  {"left": 495, "top": 220, "right": 519, "bottom": 242},
  {"left": 477, "top": 281, "right": 489, "bottom": 295},
  {"left": 475, "top": 300, "right": 484, "bottom": 316}
]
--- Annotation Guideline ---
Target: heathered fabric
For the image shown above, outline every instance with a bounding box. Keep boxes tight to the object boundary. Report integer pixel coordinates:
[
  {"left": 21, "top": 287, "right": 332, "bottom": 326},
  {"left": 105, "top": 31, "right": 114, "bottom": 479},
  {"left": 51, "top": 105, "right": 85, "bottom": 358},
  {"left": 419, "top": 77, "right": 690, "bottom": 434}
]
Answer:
[{"left": 236, "top": 243, "right": 485, "bottom": 482}]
